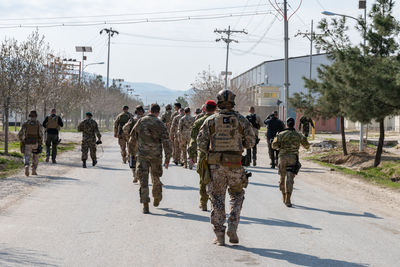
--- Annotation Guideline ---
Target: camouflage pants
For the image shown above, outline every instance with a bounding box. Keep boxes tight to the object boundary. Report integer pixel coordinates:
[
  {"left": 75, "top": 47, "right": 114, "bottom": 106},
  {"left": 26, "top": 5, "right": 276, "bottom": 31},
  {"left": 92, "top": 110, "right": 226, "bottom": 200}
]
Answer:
[
  {"left": 179, "top": 136, "right": 190, "bottom": 165},
  {"left": 278, "top": 154, "right": 297, "bottom": 194},
  {"left": 173, "top": 137, "right": 181, "bottom": 163},
  {"left": 24, "top": 144, "right": 39, "bottom": 170},
  {"left": 200, "top": 181, "right": 208, "bottom": 206},
  {"left": 136, "top": 157, "right": 163, "bottom": 204},
  {"left": 207, "top": 165, "right": 245, "bottom": 233},
  {"left": 81, "top": 140, "right": 96, "bottom": 161},
  {"left": 118, "top": 137, "right": 128, "bottom": 160}
]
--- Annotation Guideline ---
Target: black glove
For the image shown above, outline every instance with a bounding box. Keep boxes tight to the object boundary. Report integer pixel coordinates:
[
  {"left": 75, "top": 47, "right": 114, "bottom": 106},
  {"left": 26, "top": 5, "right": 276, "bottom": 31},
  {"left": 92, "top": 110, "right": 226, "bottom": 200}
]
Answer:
[{"left": 96, "top": 140, "right": 102, "bottom": 145}]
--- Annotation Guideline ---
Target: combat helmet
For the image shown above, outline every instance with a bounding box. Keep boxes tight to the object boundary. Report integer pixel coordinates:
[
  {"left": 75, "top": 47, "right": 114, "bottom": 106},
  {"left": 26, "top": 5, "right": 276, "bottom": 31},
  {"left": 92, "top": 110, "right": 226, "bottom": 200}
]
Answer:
[{"left": 216, "top": 89, "right": 236, "bottom": 109}]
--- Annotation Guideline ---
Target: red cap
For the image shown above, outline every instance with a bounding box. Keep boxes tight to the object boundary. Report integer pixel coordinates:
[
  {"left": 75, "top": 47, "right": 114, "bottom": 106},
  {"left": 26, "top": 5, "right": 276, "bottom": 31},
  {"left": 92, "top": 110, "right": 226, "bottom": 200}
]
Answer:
[{"left": 205, "top": 100, "right": 217, "bottom": 106}]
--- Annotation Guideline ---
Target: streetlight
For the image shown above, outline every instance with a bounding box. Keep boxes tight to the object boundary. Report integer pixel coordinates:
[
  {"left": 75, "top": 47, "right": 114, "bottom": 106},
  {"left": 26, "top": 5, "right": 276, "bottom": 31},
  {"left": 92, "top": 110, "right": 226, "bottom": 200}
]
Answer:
[
  {"left": 322, "top": 1, "right": 367, "bottom": 152},
  {"left": 83, "top": 62, "right": 104, "bottom": 71}
]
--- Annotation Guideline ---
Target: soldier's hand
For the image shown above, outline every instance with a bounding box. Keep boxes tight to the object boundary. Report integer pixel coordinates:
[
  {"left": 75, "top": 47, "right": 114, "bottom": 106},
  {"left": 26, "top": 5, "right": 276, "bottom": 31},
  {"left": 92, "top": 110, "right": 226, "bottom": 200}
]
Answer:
[
  {"left": 164, "top": 162, "right": 169, "bottom": 169},
  {"left": 114, "top": 133, "right": 118, "bottom": 138}
]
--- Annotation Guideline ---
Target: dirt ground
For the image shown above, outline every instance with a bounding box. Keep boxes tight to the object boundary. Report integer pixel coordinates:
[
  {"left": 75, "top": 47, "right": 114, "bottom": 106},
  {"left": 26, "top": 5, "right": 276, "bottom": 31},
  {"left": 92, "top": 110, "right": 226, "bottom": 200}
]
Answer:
[{"left": 0, "top": 131, "right": 19, "bottom": 142}]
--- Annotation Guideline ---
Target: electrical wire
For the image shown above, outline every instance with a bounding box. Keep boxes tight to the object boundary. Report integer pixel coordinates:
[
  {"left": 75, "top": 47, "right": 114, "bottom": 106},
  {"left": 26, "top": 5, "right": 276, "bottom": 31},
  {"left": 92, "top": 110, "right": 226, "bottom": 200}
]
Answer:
[
  {"left": 315, "top": 0, "right": 326, "bottom": 10},
  {"left": 0, "top": 10, "right": 275, "bottom": 29}
]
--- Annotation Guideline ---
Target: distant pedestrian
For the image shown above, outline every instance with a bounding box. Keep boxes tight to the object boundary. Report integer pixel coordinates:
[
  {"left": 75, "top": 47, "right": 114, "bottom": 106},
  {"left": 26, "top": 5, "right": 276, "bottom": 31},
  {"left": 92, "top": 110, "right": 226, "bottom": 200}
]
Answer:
[
  {"left": 42, "top": 108, "right": 63, "bottom": 164},
  {"left": 264, "top": 111, "right": 285, "bottom": 168},
  {"left": 78, "top": 112, "right": 102, "bottom": 168},
  {"left": 245, "top": 106, "right": 262, "bottom": 166},
  {"left": 170, "top": 108, "right": 184, "bottom": 165},
  {"left": 299, "top": 115, "right": 314, "bottom": 138},
  {"left": 18, "top": 110, "right": 43, "bottom": 176},
  {"left": 178, "top": 107, "right": 194, "bottom": 169}
]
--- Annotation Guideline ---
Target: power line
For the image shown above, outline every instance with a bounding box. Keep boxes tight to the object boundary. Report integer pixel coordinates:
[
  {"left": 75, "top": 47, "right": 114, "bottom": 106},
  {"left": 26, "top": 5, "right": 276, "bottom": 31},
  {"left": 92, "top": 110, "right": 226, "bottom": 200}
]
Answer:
[{"left": 0, "top": 11, "right": 275, "bottom": 29}]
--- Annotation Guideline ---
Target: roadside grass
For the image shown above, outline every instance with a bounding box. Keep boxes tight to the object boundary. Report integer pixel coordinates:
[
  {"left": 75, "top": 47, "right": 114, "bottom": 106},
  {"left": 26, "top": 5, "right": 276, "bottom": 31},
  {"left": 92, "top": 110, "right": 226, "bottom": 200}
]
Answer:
[
  {"left": 0, "top": 156, "right": 24, "bottom": 178},
  {"left": 306, "top": 154, "right": 400, "bottom": 189}
]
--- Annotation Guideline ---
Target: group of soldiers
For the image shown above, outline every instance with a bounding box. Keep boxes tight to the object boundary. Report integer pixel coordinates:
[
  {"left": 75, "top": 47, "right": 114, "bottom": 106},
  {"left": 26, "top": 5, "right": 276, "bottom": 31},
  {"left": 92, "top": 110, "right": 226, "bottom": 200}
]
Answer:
[{"left": 17, "top": 89, "right": 310, "bottom": 247}]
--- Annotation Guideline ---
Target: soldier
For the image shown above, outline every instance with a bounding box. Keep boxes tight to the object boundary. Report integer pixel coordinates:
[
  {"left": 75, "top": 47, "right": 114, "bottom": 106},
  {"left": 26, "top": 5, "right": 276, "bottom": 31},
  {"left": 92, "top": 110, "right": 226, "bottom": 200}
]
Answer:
[
  {"left": 125, "top": 105, "right": 145, "bottom": 183},
  {"left": 161, "top": 104, "right": 173, "bottom": 131},
  {"left": 299, "top": 115, "right": 314, "bottom": 138},
  {"left": 272, "top": 117, "right": 310, "bottom": 207},
  {"left": 188, "top": 100, "right": 217, "bottom": 211},
  {"left": 178, "top": 107, "right": 194, "bottom": 169},
  {"left": 194, "top": 104, "right": 206, "bottom": 121},
  {"left": 18, "top": 110, "right": 43, "bottom": 176},
  {"left": 42, "top": 108, "right": 63, "bottom": 164},
  {"left": 265, "top": 111, "right": 285, "bottom": 169},
  {"left": 170, "top": 102, "right": 182, "bottom": 125},
  {"left": 78, "top": 112, "right": 102, "bottom": 168},
  {"left": 245, "top": 106, "right": 262, "bottom": 166},
  {"left": 198, "top": 90, "right": 255, "bottom": 246},
  {"left": 129, "top": 103, "right": 172, "bottom": 214},
  {"left": 170, "top": 108, "right": 184, "bottom": 165},
  {"left": 114, "top": 105, "right": 133, "bottom": 163}
]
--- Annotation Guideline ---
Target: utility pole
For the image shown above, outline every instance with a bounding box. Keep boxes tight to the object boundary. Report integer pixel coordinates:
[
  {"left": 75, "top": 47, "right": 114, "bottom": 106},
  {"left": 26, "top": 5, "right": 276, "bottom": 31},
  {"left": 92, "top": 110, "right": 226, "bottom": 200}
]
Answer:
[
  {"left": 283, "top": 0, "right": 289, "bottom": 121},
  {"left": 359, "top": 0, "right": 367, "bottom": 151},
  {"left": 215, "top": 26, "right": 247, "bottom": 90},
  {"left": 100, "top": 28, "right": 119, "bottom": 90}
]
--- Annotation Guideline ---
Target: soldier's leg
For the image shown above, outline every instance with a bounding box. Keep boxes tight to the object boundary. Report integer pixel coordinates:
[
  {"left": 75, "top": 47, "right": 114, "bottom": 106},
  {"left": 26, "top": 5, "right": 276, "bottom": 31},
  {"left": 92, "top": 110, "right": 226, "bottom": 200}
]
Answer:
[
  {"left": 32, "top": 144, "right": 39, "bottom": 174},
  {"left": 174, "top": 139, "right": 181, "bottom": 164},
  {"left": 45, "top": 135, "right": 51, "bottom": 161},
  {"left": 136, "top": 158, "right": 150, "bottom": 204},
  {"left": 207, "top": 165, "right": 228, "bottom": 234},
  {"left": 81, "top": 142, "right": 89, "bottom": 161},
  {"left": 150, "top": 159, "right": 163, "bottom": 206},
  {"left": 199, "top": 181, "right": 208, "bottom": 210},
  {"left": 118, "top": 138, "right": 127, "bottom": 162},
  {"left": 278, "top": 156, "right": 287, "bottom": 203},
  {"left": 24, "top": 145, "right": 33, "bottom": 176},
  {"left": 181, "top": 140, "right": 188, "bottom": 167},
  {"left": 227, "top": 167, "right": 245, "bottom": 241},
  {"left": 51, "top": 134, "right": 58, "bottom": 161},
  {"left": 268, "top": 141, "right": 275, "bottom": 167},
  {"left": 89, "top": 142, "right": 97, "bottom": 161}
]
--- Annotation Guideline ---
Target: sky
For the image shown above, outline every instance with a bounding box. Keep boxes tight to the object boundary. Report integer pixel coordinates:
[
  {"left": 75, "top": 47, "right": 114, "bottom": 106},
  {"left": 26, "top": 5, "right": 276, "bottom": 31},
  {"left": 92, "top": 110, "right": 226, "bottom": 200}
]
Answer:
[{"left": 1, "top": 0, "right": 398, "bottom": 91}]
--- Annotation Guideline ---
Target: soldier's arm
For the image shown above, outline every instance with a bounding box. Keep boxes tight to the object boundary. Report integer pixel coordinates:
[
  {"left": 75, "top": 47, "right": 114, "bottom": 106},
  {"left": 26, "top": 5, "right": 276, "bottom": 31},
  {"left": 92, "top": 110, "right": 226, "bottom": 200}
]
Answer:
[
  {"left": 42, "top": 117, "right": 48, "bottom": 128},
  {"left": 197, "top": 119, "right": 211, "bottom": 154},
  {"left": 300, "top": 134, "right": 311, "bottom": 149},
  {"left": 58, "top": 116, "right": 64, "bottom": 128},
  {"left": 94, "top": 121, "right": 101, "bottom": 140},
  {"left": 18, "top": 123, "right": 27, "bottom": 141},
  {"left": 114, "top": 115, "right": 120, "bottom": 137},
  {"left": 38, "top": 124, "right": 44, "bottom": 144},
  {"left": 271, "top": 135, "right": 280, "bottom": 150},
  {"left": 310, "top": 119, "right": 315, "bottom": 128},
  {"left": 77, "top": 121, "right": 83, "bottom": 132},
  {"left": 241, "top": 116, "right": 256, "bottom": 149}
]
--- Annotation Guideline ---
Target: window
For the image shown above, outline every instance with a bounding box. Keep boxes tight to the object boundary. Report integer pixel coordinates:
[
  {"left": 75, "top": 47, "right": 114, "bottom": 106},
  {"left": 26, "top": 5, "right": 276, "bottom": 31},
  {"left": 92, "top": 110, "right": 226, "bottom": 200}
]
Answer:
[{"left": 263, "top": 92, "right": 278, "bottom": 98}]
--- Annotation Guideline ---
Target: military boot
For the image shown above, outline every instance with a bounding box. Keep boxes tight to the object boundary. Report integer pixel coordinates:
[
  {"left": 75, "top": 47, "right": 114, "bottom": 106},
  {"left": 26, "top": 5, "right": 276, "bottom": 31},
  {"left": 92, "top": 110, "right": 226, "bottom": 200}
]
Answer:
[
  {"left": 213, "top": 231, "right": 225, "bottom": 246},
  {"left": 132, "top": 177, "right": 138, "bottom": 183},
  {"left": 199, "top": 203, "right": 207, "bottom": 211},
  {"left": 184, "top": 163, "right": 188, "bottom": 169},
  {"left": 227, "top": 226, "right": 239, "bottom": 244},
  {"left": 45, "top": 156, "right": 50, "bottom": 163},
  {"left": 52, "top": 159, "right": 57, "bottom": 164},
  {"left": 253, "top": 160, "right": 256, "bottom": 167},
  {"left": 143, "top": 203, "right": 150, "bottom": 214},
  {"left": 123, "top": 156, "right": 127, "bottom": 164},
  {"left": 82, "top": 160, "right": 87, "bottom": 168},
  {"left": 24, "top": 166, "right": 29, "bottom": 177},
  {"left": 282, "top": 192, "right": 286, "bottom": 204},
  {"left": 32, "top": 168, "right": 38, "bottom": 176},
  {"left": 92, "top": 160, "right": 97, "bottom": 166},
  {"left": 285, "top": 193, "right": 292, "bottom": 207},
  {"left": 153, "top": 198, "right": 161, "bottom": 207}
]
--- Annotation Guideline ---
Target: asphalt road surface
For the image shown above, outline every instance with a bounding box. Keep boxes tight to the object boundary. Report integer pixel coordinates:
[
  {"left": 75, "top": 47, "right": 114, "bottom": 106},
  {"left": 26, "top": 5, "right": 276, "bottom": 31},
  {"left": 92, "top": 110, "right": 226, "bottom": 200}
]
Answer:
[{"left": 1, "top": 136, "right": 399, "bottom": 266}]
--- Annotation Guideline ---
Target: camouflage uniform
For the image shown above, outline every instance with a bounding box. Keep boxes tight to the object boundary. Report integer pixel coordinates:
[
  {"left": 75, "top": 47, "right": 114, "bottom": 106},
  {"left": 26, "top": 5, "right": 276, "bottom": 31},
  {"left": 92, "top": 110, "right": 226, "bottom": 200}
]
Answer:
[
  {"left": 299, "top": 116, "right": 314, "bottom": 137},
  {"left": 178, "top": 114, "right": 194, "bottom": 168},
  {"left": 198, "top": 109, "right": 255, "bottom": 239},
  {"left": 78, "top": 118, "right": 101, "bottom": 161},
  {"left": 161, "top": 110, "right": 173, "bottom": 132},
  {"left": 130, "top": 114, "right": 172, "bottom": 205},
  {"left": 272, "top": 128, "right": 310, "bottom": 206},
  {"left": 114, "top": 111, "right": 133, "bottom": 163},
  {"left": 18, "top": 119, "right": 44, "bottom": 175},
  {"left": 124, "top": 114, "right": 144, "bottom": 181},
  {"left": 170, "top": 113, "right": 184, "bottom": 164},
  {"left": 188, "top": 113, "right": 213, "bottom": 208}
]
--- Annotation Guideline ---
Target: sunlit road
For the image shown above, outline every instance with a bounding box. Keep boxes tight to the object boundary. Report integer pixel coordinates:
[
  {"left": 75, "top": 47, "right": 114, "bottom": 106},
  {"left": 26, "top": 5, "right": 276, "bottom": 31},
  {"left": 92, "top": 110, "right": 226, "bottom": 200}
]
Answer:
[{"left": 0, "top": 136, "right": 399, "bottom": 266}]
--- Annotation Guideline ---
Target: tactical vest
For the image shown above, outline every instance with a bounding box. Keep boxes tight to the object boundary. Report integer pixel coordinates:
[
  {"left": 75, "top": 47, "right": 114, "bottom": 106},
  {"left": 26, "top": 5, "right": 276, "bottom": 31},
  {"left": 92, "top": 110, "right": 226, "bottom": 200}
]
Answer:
[
  {"left": 26, "top": 121, "right": 39, "bottom": 144},
  {"left": 210, "top": 113, "right": 243, "bottom": 153},
  {"left": 119, "top": 113, "right": 130, "bottom": 127},
  {"left": 47, "top": 116, "right": 59, "bottom": 129},
  {"left": 247, "top": 114, "right": 260, "bottom": 129}
]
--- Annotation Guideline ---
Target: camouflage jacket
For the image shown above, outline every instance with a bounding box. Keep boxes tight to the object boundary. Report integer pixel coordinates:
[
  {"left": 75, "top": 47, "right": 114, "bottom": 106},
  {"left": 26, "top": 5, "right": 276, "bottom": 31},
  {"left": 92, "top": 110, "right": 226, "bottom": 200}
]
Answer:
[
  {"left": 178, "top": 114, "right": 194, "bottom": 139},
  {"left": 299, "top": 116, "right": 314, "bottom": 133},
  {"left": 170, "top": 111, "right": 179, "bottom": 123},
  {"left": 272, "top": 128, "right": 310, "bottom": 156},
  {"left": 194, "top": 112, "right": 206, "bottom": 121},
  {"left": 129, "top": 114, "right": 172, "bottom": 162},
  {"left": 78, "top": 118, "right": 101, "bottom": 141},
  {"left": 124, "top": 114, "right": 144, "bottom": 155},
  {"left": 18, "top": 119, "right": 44, "bottom": 144},
  {"left": 197, "top": 109, "right": 256, "bottom": 160},
  {"left": 188, "top": 113, "right": 212, "bottom": 159},
  {"left": 170, "top": 113, "right": 183, "bottom": 138},
  {"left": 114, "top": 111, "right": 133, "bottom": 137},
  {"left": 161, "top": 110, "right": 173, "bottom": 129}
]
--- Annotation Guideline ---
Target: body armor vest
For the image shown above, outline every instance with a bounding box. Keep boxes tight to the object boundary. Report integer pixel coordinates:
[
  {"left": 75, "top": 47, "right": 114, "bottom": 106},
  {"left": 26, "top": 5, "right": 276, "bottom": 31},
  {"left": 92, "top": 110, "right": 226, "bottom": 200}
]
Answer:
[
  {"left": 26, "top": 121, "right": 39, "bottom": 144},
  {"left": 47, "top": 116, "right": 59, "bottom": 129},
  {"left": 210, "top": 113, "right": 242, "bottom": 153},
  {"left": 119, "top": 113, "right": 130, "bottom": 127}
]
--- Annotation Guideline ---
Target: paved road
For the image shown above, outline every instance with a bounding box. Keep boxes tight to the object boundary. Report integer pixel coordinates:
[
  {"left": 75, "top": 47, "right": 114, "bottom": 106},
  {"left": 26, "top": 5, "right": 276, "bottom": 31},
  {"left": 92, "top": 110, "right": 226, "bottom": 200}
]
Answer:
[{"left": 0, "top": 137, "right": 399, "bottom": 266}]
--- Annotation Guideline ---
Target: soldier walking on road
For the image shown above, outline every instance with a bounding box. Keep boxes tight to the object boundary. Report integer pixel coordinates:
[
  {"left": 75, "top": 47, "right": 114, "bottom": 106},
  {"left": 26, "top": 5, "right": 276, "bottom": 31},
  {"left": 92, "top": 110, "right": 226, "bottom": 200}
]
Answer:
[
  {"left": 299, "top": 115, "right": 314, "bottom": 138},
  {"left": 272, "top": 117, "right": 310, "bottom": 207},
  {"left": 170, "top": 108, "right": 184, "bottom": 165},
  {"left": 265, "top": 111, "right": 285, "bottom": 169},
  {"left": 170, "top": 103, "right": 182, "bottom": 127},
  {"left": 188, "top": 100, "right": 217, "bottom": 211},
  {"left": 245, "top": 106, "right": 262, "bottom": 166},
  {"left": 178, "top": 107, "right": 194, "bottom": 169},
  {"left": 18, "top": 110, "right": 43, "bottom": 176},
  {"left": 78, "top": 112, "right": 102, "bottom": 168},
  {"left": 161, "top": 104, "right": 173, "bottom": 131},
  {"left": 125, "top": 105, "right": 145, "bottom": 183},
  {"left": 129, "top": 103, "right": 172, "bottom": 214},
  {"left": 198, "top": 90, "right": 255, "bottom": 246},
  {"left": 42, "top": 108, "right": 63, "bottom": 164},
  {"left": 114, "top": 106, "right": 133, "bottom": 164}
]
